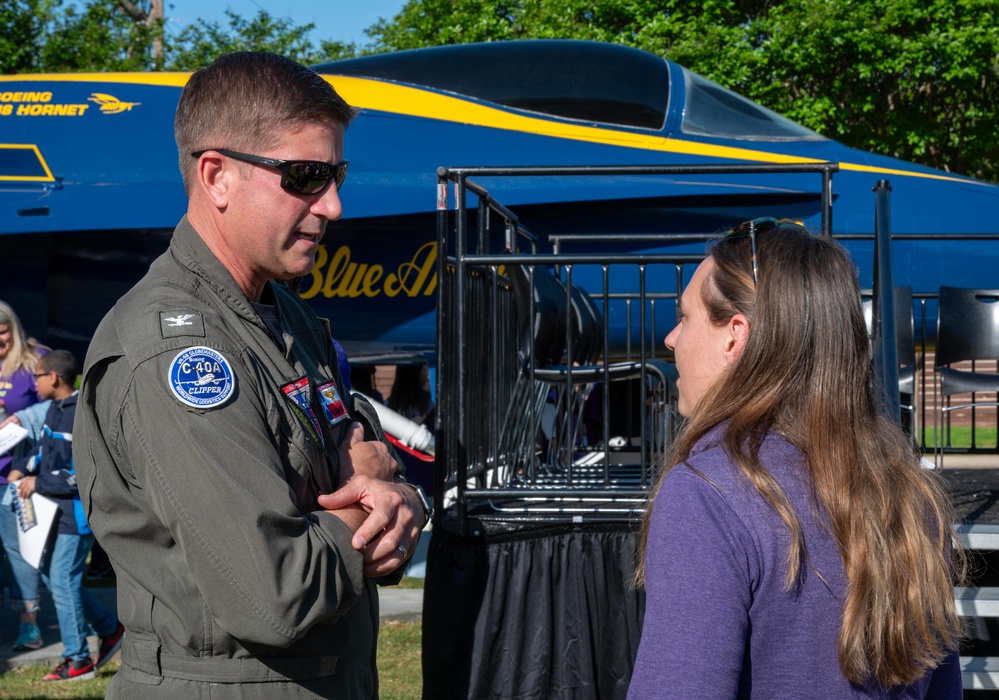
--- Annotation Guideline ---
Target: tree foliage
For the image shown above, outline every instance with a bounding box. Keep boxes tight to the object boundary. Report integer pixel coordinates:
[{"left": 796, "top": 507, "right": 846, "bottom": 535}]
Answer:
[
  {"left": 38, "top": 0, "right": 163, "bottom": 71},
  {"left": 4, "top": 0, "right": 997, "bottom": 181},
  {"left": 165, "top": 10, "right": 357, "bottom": 70},
  {"left": 366, "top": 0, "right": 999, "bottom": 182},
  {"left": 0, "top": 0, "right": 357, "bottom": 74},
  {"left": 0, "top": 0, "right": 49, "bottom": 74}
]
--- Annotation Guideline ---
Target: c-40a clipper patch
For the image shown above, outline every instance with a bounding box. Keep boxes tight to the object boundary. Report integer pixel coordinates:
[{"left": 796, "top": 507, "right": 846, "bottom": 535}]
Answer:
[{"left": 168, "top": 346, "right": 236, "bottom": 409}]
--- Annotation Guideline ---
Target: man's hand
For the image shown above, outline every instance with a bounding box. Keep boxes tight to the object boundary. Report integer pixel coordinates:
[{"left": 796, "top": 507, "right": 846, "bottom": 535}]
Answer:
[
  {"left": 318, "top": 477, "right": 424, "bottom": 577},
  {"left": 337, "top": 422, "right": 395, "bottom": 486}
]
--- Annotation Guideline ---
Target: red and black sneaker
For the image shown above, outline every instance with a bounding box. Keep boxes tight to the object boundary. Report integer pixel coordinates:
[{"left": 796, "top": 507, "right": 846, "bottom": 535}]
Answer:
[
  {"left": 95, "top": 622, "right": 124, "bottom": 670},
  {"left": 43, "top": 656, "right": 96, "bottom": 682}
]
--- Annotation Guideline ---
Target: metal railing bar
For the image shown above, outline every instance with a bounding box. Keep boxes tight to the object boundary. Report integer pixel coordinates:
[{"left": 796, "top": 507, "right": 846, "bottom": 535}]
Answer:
[{"left": 440, "top": 163, "right": 840, "bottom": 177}]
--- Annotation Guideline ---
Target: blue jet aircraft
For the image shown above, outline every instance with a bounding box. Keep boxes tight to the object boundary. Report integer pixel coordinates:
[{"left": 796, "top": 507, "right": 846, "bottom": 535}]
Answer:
[{"left": 2, "top": 40, "right": 997, "bottom": 362}]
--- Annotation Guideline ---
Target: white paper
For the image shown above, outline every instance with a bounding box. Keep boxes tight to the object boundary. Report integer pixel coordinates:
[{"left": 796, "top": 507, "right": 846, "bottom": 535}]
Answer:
[
  {"left": 0, "top": 422, "right": 28, "bottom": 454},
  {"left": 14, "top": 487, "right": 59, "bottom": 569}
]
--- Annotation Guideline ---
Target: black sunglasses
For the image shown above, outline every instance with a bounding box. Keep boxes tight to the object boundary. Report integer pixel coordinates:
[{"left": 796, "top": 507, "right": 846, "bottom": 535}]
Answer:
[
  {"left": 191, "top": 149, "right": 348, "bottom": 195},
  {"left": 724, "top": 217, "right": 807, "bottom": 286}
]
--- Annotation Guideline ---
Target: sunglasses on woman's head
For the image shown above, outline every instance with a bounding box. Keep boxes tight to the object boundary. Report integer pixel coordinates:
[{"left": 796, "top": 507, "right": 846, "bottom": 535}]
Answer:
[
  {"left": 724, "top": 217, "right": 807, "bottom": 286},
  {"left": 191, "top": 149, "right": 349, "bottom": 195}
]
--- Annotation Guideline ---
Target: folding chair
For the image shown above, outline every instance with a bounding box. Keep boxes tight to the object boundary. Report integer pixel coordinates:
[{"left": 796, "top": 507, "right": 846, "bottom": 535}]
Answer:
[{"left": 933, "top": 286, "right": 999, "bottom": 466}]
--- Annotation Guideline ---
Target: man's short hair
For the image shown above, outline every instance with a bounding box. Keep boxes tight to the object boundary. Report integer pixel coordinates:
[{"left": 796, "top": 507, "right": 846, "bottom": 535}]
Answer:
[
  {"left": 175, "top": 51, "right": 356, "bottom": 193},
  {"left": 38, "top": 349, "right": 78, "bottom": 381}
]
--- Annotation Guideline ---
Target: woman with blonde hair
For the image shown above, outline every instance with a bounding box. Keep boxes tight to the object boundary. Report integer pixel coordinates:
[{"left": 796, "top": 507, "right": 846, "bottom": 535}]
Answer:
[
  {"left": 629, "top": 220, "right": 963, "bottom": 698},
  {"left": 0, "top": 300, "right": 48, "bottom": 651}
]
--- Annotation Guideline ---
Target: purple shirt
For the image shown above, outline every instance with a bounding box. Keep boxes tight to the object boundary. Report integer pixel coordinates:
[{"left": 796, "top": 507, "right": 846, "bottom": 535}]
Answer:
[
  {"left": 0, "top": 364, "right": 41, "bottom": 482},
  {"left": 629, "top": 426, "right": 961, "bottom": 700}
]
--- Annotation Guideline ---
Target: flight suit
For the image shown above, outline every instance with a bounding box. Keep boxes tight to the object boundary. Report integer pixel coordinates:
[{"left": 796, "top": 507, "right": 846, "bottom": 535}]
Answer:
[{"left": 75, "top": 217, "right": 402, "bottom": 699}]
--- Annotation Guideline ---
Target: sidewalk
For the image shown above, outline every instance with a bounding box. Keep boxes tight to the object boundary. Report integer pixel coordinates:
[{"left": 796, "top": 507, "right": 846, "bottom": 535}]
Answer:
[{"left": 0, "top": 579, "right": 424, "bottom": 672}]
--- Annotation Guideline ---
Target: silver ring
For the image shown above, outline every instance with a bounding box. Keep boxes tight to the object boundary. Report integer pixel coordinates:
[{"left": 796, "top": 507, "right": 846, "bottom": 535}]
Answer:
[{"left": 397, "top": 544, "right": 408, "bottom": 558}]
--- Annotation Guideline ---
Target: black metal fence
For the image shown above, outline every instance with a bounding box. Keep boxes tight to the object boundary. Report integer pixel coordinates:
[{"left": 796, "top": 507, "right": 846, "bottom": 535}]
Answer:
[
  {"left": 432, "top": 163, "right": 999, "bottom": 523},
  {"left": 433, "top": 163, "right": 838, "bottom": 535},
  {"left": 424, "top": 162, "right": 999, "bottom": 700}
]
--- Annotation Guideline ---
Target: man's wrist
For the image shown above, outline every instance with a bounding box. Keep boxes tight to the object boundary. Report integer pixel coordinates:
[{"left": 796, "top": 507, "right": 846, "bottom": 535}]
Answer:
[{"left": 395, "top": 479, "right": 432, "bottom": 528}]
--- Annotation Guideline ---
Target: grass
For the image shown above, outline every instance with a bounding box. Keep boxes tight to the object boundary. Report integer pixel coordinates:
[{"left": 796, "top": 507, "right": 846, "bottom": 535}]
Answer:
[
  {"left": 378, "top": 620, "right": 423, "bottom": 700},
  {"left": 394, "top": 576, "right": 427, "bottom": 589},
  {"left": 922, "top": 426, "right": 999, "bottom": 449},
  {"left": 0, "top": 663, "right": 118, "bottom": 699},
  {"left": 0, "top": 580, "right": 424, "bottom": 699}
]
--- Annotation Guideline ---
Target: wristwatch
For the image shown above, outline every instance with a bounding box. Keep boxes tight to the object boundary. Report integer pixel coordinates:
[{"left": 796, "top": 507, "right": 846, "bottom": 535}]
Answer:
[{"left": 397, "top": 480, "right": 432, "bottom": 528}]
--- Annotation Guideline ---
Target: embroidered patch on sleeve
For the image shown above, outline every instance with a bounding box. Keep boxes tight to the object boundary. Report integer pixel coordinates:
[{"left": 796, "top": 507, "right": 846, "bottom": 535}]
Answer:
[
  {"left": 159, "top": 310, "right": 206, "bottom": 338},
  {"left": 168, "top": 347, "right": 236, "bottom": 409}
]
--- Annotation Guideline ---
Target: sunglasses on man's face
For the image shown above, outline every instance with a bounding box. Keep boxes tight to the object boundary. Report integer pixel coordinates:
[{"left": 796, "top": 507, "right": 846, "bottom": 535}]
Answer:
[
  {"left": 723, "top": 217, "right": 807, "bottom": 286},
  {"left": 191, "top": 149, "right": 348, "bottom": 196}
]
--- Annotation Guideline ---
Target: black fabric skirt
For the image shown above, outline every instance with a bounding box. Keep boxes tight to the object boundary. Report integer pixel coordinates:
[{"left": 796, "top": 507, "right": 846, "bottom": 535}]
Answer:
[{"left": 422, "top": 521, "right": 645, "bottom": 700}]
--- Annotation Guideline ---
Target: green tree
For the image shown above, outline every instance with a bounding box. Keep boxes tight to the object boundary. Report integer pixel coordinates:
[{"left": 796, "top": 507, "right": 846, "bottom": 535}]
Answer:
[
  {"left": 0, "top": 0, "right": 58, "bottom": 73},
  {"left": 749, "top": 0, "right": 999, "bottom": 179},
  {"left": 37, "top": 0, "right": 164, "bottom": 72},
  {"left": 0, "top": 0, "right": 355, "bottom": 74},
  {"left": 164, "top": 10, "right": 355, "bottom": 70},
  {"left": 366, "top": 0, "right": 999, "bottom": 182}
]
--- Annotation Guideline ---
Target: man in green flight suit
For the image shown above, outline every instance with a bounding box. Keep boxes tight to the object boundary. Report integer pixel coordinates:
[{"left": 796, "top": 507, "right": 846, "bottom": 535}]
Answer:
[{"left": 74, "top": 51, "right": 430, "bottom": 699}]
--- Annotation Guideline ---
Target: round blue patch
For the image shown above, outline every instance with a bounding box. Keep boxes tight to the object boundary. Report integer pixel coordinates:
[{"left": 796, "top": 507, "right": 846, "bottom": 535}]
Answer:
[{"left": 168, "top": 346, "right": 236, "bottom": 409}]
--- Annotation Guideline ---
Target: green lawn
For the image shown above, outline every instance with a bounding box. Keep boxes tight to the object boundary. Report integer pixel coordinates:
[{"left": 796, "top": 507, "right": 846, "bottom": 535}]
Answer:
[
  {"left": 922, "top": 426, "right": 999, "bottom": 449},
  {"left": 0, "top": 580, "right": 425, "bottom": 699}
]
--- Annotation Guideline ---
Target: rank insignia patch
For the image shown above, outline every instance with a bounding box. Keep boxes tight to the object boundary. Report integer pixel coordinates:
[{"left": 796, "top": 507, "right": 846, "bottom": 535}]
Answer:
[
  {"left": 168, "top": 346, "right": 236, "bottom": 409},
  {"left": 159, "top": 310, "right": 205, "bottom": 338}
]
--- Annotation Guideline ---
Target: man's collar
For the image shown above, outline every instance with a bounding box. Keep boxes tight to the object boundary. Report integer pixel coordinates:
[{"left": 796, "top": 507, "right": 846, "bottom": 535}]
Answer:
[{"left": 170, "top": 216, "right": 262, "bottom": 325}]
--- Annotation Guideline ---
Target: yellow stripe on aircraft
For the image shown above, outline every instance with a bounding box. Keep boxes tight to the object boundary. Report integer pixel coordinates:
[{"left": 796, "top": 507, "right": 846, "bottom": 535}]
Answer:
[
  {"left": 326, "top": 76, "right": 984, "bottom": 187},
  {"left": 0, "top": 73, "right": 190, "bottom": 87},
  {"left": 0, "top": 72, "right": 985, "bottom": 187}
]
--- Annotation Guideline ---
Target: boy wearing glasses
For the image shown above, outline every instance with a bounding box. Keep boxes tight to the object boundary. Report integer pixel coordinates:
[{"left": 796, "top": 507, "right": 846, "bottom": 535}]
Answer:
[
  {"left": 13, "top": 349, "right": 123, "bottom": 681},
  {"left": 74, "top": 52, "right": 426, "bottom": 699}
]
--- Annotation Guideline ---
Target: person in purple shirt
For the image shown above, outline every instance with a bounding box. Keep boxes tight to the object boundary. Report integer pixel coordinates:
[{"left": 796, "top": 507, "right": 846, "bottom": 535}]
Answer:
[
  {"left": 629, "top": 219, "right": 964, "bottom": 699},
  {"left": 0, "top": 300, "right": 48, "bottom": 651}
]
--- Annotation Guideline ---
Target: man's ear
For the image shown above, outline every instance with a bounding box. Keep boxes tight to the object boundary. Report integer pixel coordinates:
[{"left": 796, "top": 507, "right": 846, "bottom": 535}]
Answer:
[
  {"left": 193, "top": 152, "right": 231, "bottom": 209},
  {"left": 724, "top": 313, "right": 751, "bottom": 363}
]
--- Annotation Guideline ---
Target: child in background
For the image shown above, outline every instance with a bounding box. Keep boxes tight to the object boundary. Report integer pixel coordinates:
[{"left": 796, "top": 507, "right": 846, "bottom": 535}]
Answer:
[{"left": 14, "top": 349, "right": 123, "bottom": 681}]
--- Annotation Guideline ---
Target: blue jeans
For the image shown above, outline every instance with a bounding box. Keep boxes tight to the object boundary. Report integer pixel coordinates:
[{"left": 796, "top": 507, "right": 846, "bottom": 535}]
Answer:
[
  {"left": 0, "top": 497, "right": 41, "bottom": 612},
  {"left": 40, "top": 533, "right": 118, "bottom": 661}
]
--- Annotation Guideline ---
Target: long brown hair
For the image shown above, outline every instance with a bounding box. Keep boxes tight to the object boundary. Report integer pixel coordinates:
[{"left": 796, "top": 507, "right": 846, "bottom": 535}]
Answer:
[
  {"left": 0, "top": 300, "right": 46, "bottom": 379},
  {"left": 636, "top": 224, "right": 964, "bottom": 687}
]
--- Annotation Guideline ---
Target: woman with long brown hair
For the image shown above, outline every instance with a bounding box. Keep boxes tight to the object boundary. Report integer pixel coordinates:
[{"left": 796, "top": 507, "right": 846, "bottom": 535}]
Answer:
[{"left": 629, "top": 219, "right": 963, "bottom": 698}]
